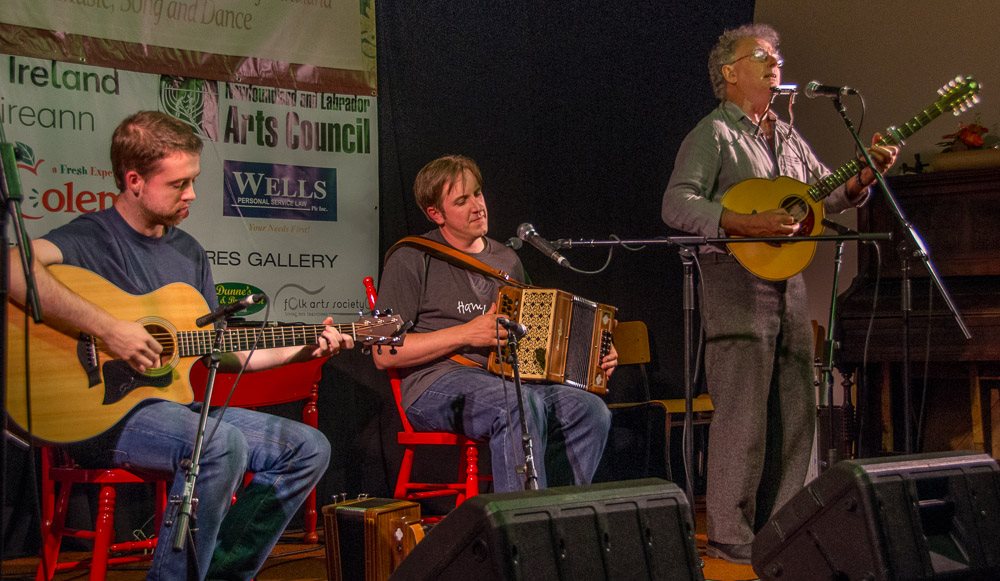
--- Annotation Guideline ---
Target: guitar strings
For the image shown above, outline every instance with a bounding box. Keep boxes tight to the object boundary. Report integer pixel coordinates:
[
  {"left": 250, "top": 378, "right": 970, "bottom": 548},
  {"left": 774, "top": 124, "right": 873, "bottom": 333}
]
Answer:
[{"left": 92, "top": 320, "right": 397, "bottom": 356}]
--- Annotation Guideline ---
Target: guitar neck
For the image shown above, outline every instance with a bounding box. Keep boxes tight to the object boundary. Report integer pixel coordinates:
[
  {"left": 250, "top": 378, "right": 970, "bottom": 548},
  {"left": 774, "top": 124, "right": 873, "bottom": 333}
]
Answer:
[
  {"left": 805, "top": 97, "right": 955, "bottom": 203},
  {"left": 174, "top": 323, "right": 352, "bottom": 358}
]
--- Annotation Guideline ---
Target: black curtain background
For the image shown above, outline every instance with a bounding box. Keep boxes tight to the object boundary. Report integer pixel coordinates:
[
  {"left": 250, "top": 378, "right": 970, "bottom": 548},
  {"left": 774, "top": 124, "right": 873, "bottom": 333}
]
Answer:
[
  {"left": 4, "top": 1, "right": 756, "bottom": 558},
  {"left": 376, "top": 2, "right": 753, "bottom": 401},
  {"left": 361, "top": 1, "right": 755, "bottom": 508}
]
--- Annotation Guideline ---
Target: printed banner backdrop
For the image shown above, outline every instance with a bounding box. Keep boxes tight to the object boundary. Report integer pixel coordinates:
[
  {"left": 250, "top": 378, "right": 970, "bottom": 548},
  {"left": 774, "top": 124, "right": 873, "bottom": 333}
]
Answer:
[
  {"left": 1, "top": 0, "right": 366, "bottom": 73},
  {"left": 2, "top": 54, "right": 379, "bottom": 322}
]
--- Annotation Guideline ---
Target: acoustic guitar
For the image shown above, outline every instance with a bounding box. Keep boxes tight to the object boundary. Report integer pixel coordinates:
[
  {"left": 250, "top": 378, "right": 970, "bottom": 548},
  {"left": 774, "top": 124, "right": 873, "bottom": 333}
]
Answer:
[
  {"left": 722, "top": 75, "right": 980, "bottom": 281},
  {"left": 5, "top": 264, "right": 406, "bottom": 444}
]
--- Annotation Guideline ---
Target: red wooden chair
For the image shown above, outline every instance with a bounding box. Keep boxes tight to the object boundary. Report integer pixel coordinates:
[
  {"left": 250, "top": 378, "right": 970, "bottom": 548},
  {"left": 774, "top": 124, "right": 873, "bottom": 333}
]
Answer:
[
  {"left": 189, "top": 355, "right": 327, "bottom": 543},
  {"left": 363, "top": 276, "right": 488, "bottom": 507},
  {"left": 33, "top": 355, "right": 326, "bottom": 580},
  {"left": 35, "top": 446, "right": 169, "bottom": 580}
]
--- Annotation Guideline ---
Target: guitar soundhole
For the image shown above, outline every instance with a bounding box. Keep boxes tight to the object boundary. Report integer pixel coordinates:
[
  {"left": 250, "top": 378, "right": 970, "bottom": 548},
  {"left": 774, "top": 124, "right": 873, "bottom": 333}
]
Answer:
[{"left": 143, "top": 323, "right": 176, "bottom": 365}]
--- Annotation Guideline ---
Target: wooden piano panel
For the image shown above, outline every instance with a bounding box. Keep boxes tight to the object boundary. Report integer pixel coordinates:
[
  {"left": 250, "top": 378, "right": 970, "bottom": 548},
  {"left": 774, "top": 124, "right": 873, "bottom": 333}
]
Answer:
[
  {"left": 858, "top": 168, "right": 1000, "bottom": 278},
  {"left": 839, "top": 167, "right": 1000, "bottom": 364},
  {"left": 836, "top": 167, "right": 1000, "bottom": 456}
]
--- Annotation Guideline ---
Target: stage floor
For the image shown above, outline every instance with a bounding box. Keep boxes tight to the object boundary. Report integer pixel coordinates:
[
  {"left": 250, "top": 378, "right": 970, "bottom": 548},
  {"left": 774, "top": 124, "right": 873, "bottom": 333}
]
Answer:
[{"left": 2, "top": 504, "right": 759, "bottom": 581}]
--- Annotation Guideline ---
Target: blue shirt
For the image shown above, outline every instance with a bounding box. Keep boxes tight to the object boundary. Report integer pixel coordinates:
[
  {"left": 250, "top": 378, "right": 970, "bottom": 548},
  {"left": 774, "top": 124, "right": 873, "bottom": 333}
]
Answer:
[{"left": 43, "top": 207, "right": 217, "bottom": 309}]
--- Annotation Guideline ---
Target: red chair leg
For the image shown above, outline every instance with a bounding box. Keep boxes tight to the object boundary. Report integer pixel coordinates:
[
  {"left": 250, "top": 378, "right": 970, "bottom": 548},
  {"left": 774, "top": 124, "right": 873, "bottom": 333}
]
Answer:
[
  {"left": 89, "top": 484, "right": 117, "bottom": 580},
  {"left": 36, "top": 481, "right": 72, "bottom": 581},
  {"left": 462, "top": 444, "right": 479, "bottom": 505},
  {"left": 394, "top": 447, "right": 416, "bottom": 499},
  {"left": 303, "top": 489, "right": 318, "bottom": 543}
]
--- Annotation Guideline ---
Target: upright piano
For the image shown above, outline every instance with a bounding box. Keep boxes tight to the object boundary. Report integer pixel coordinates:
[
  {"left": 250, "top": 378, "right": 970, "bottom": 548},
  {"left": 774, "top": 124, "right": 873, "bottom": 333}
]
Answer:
[{"left": 835, "top": 166, "right": 1000, "bottom": 457}]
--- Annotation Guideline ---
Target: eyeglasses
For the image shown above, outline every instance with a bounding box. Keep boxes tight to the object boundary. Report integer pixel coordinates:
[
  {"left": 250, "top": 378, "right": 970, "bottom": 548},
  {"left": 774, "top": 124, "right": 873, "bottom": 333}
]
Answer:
[{"left": 728, "top": 46, "right": 784, "bottom": 68}]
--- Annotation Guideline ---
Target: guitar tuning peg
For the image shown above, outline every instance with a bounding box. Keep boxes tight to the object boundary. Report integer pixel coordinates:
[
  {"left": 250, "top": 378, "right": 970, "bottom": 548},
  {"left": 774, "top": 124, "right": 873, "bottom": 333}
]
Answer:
[
  {"left": 361, "top": 345, "right": 372, "bottom": 356},
  {"left": 376, "top": 345, "right": 383, "bottom": 355},
  {"left": 389, "top": 346, "right": 398, "bottom": 355}
]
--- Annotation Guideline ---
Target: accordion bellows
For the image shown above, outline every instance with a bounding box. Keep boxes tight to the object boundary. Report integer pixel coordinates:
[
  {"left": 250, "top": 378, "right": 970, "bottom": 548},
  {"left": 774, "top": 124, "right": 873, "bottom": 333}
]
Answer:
[{"left": 487, "top": 287, "right": 616, "bottom": 395}]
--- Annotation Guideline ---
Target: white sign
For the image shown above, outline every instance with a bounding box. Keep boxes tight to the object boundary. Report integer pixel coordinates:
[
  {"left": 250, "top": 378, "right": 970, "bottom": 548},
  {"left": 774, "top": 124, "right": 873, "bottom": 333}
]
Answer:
[
  {"left": 3, "top": 53, "right": 379, "bottom": 322},
  {"left": 1, "top": 0, "right": 370, "bottom": 73}
]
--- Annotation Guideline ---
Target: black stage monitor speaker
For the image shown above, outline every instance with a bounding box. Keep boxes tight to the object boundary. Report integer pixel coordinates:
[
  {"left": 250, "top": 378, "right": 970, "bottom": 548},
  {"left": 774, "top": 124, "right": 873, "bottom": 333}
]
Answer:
[
  {"left": 389, "top": 478, "right": 703, "bottom": 580},
  {"left": 753, "top": 451, "right": 1000, "bottom": 580}
]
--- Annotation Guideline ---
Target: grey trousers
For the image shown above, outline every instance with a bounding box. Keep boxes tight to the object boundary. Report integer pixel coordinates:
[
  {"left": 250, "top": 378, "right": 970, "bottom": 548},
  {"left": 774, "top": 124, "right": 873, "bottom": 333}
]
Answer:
[{"left": 698, "top": 254, "right": 815, "bottom": 546}]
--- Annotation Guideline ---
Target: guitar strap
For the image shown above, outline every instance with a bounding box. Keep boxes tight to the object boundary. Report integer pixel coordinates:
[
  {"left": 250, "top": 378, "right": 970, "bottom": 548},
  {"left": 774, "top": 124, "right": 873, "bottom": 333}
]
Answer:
[{"left": 384, "top": 236, "right": 534, "bottom": 369}]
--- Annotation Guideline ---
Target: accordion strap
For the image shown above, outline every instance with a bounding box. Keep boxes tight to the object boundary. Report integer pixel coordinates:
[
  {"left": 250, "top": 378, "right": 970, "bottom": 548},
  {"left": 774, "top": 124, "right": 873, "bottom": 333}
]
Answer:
[{"left": 385, "top": 235, "right": 534, "bottom": 289}]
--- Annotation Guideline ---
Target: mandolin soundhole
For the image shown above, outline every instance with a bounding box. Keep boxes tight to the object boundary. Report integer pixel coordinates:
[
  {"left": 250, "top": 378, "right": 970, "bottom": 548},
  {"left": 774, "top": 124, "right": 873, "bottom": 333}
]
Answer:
[{"left": 781, "top": 195, "right": 815, "bottom": 237}]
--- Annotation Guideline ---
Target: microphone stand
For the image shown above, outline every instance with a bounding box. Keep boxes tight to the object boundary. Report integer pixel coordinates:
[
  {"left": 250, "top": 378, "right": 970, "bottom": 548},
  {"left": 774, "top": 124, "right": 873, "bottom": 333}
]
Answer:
[
  {"left": 818, "top": 228, "right": 848, "bottom": 473},
  {"left": 172, "top": 323, "right": 226, "bottom": 552},
  {"left": 503, "top": 329, "right": 540, "bottom": 490},
  {"left": 553, "top": 232, "right": 890, "bottom": 511},
  {"left": 1, "top": 135, "right": 44, "bottom": 565},
  {"left": 679, "top": 246, "right": 697, "bottom": 505},
  {"left": 826, "top": 95, "right": 971, "bottom": 454}
]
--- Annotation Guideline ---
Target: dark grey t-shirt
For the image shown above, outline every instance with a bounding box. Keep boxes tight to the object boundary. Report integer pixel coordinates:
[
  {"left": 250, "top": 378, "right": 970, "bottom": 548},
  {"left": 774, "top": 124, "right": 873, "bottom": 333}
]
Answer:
[
  {"left": 374, "top": 229, "right": 526, "bottom": 408},
  {"left": 42, "top": 207, "right": 216, "bottom": 455},
  {"left": 42, "top": 207, "right": 217, "bottom": 308}
]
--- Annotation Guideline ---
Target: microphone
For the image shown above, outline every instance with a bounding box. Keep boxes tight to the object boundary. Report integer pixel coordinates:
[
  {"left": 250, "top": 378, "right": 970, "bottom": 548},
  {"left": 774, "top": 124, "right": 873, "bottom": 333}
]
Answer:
[
  {"left": 804, "top": 81, "right": 858, "bottom": 99},
  {"left": 516, "top": 222, "right": 570, "bottom": 268},
  {"left": 195, "top": 293, "right": 267, "bottom": 327},
  {"left": 770, "top": 84, "right": 798, "bottom": 95},
  {"left": 505, "top": 236, "right": 523, "bottom": 250},
  {"left": 822, "top": 218, "right": 859, "bottom": 236},
  {"left": 496, "top": 317, "right": 528, "bottom": 339},
  {"left": 1, "top": 143, "right": 24, "bottom": 202}
]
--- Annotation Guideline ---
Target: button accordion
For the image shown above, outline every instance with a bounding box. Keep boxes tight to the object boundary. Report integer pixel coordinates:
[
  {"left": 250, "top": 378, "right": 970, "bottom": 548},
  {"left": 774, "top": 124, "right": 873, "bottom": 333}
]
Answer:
[{"left": 487, "top": 287, "right": 616, "bottom": 395}]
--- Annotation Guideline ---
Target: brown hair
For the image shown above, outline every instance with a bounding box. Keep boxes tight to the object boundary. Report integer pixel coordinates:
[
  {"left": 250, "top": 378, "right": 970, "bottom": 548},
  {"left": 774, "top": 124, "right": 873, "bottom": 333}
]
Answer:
[
  {"left": 111, "top": 111, "right": 203, "bottom": 191},
  {"left": 413, "top": 154, "right": 483, "bottom": 220}
]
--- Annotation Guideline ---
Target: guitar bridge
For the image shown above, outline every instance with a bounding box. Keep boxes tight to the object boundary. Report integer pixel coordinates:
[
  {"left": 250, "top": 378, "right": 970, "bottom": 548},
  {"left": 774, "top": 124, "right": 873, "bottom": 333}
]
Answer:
[{"left": 77, "top": 333, "right": 101, "bottom": 388}]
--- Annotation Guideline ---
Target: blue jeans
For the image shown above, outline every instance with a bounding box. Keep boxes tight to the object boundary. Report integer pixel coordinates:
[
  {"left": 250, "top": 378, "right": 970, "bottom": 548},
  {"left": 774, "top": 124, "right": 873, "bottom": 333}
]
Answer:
[
  {"left": 108, "top": 400, "right": 330, "bottom": 580},
  {"left": 406, "top": 367, "right": 611, "bottom": 492}
]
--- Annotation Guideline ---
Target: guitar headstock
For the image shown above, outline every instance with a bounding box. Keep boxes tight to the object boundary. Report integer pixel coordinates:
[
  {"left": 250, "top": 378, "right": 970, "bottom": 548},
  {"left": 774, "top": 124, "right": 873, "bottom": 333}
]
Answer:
[
  {"left": 354, "top": 313, "right": 408, "bottom": 347},
  {"left": 937, "top": 75, "right": 981, "bottom": 116}
]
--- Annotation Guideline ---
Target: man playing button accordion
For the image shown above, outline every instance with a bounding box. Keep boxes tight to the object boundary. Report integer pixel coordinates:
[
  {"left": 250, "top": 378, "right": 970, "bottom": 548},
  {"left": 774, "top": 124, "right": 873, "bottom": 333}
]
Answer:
[{"left": 373, "top": 154, "right": 618, "bottom": 492}]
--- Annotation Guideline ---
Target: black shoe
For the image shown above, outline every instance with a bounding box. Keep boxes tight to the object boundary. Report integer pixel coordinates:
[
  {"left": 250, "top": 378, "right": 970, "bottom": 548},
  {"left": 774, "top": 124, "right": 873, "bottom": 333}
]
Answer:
[{"left": 706, "top": 540, "right": 752, "bottom": 565}]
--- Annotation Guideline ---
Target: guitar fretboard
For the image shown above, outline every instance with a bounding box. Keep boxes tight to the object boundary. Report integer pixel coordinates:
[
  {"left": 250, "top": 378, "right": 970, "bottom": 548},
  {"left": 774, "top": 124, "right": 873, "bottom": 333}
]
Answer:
[
  {"left": 176, "top": 323, "right": 350, "bottom": 358},
  {"left": 806, "top": 78, "right": 979, "bottom": 203}
]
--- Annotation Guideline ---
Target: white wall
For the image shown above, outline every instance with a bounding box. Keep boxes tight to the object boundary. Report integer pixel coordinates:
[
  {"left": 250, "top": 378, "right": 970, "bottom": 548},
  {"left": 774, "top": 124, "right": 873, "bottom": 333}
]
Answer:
[{"left": 754, "top": 1, "right": 999, "bottom": 329}]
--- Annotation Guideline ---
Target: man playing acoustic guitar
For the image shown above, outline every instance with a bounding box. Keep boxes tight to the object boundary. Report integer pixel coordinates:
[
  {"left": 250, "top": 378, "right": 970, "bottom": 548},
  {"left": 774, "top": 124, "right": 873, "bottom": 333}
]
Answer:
[
  {"left": 661, "top": 24, "right": 898, "bottom": 564},
  {"left": 7, "top": 110, "right": 354, "bottom": 580}
]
